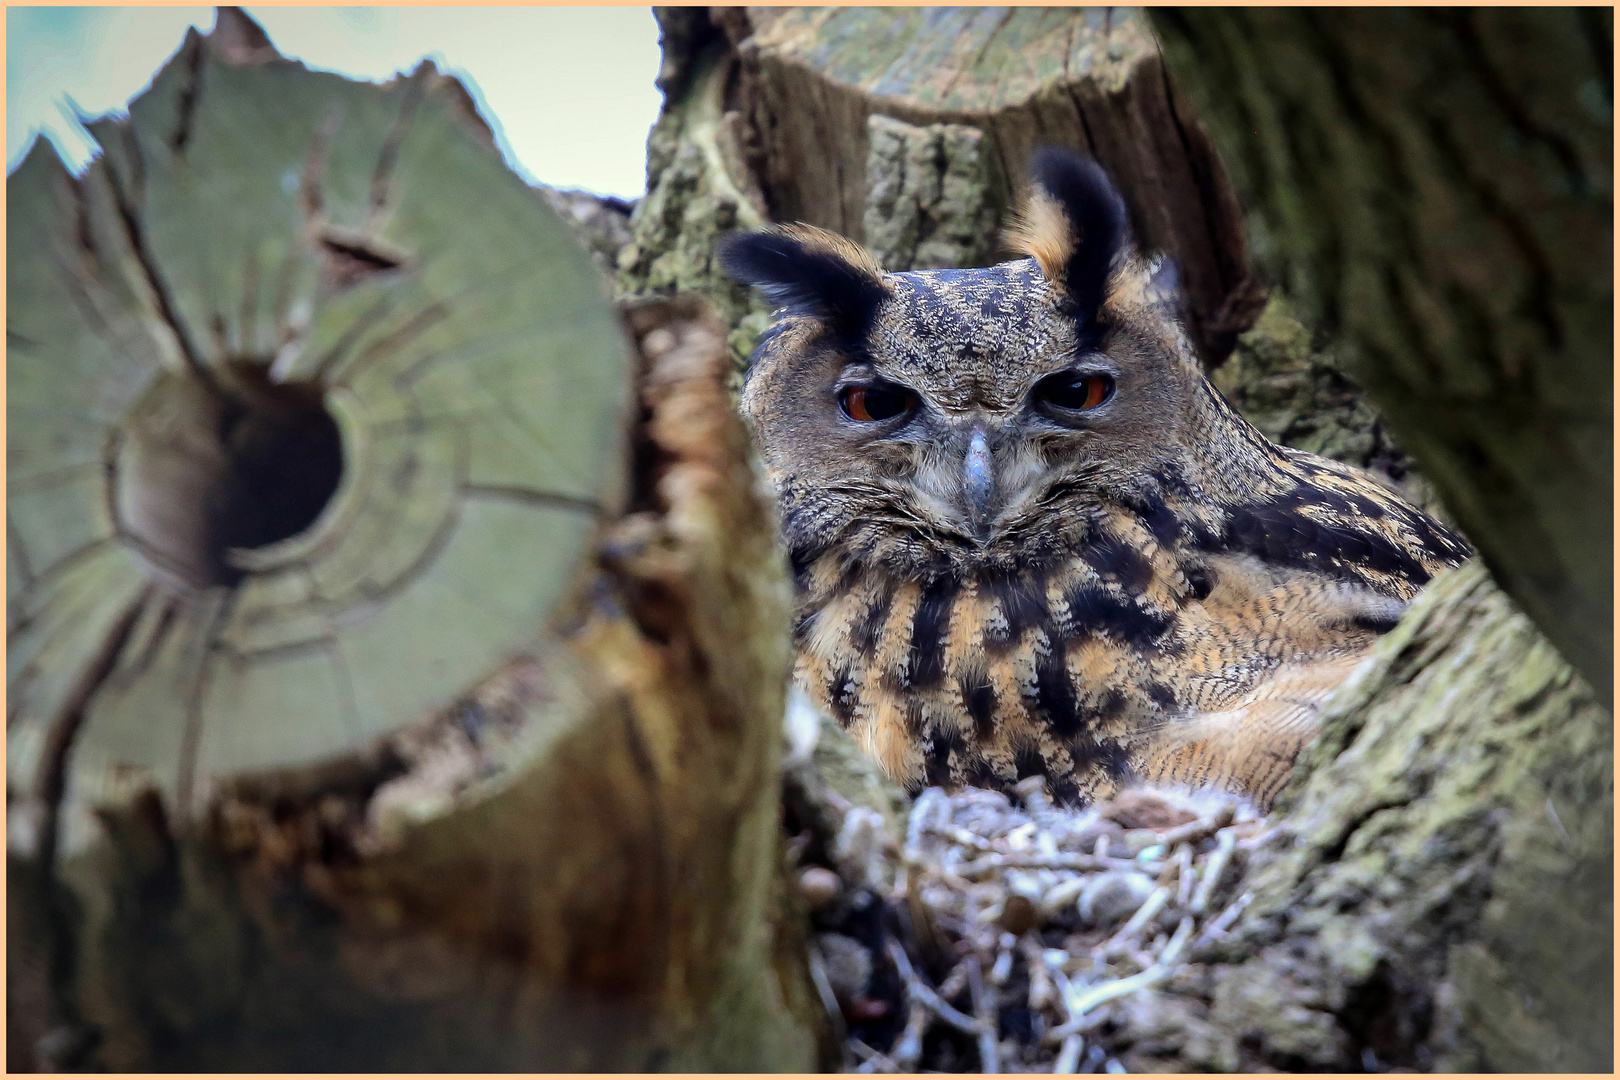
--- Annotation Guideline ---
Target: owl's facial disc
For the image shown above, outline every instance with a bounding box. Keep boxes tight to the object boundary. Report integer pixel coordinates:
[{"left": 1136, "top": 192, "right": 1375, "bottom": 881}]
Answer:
[{"left": 899, "top": 412, "right": 1061, "bottom": 547}]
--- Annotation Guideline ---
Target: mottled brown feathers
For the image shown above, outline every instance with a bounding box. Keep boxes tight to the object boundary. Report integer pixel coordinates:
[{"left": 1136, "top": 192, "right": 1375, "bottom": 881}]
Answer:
[
  {"left": 775, "top": 222, "right": 887, "bottom": 282},
  {"left": 784, "top": 462, "right": 1464, "bottom": 807},
  {"left": 1005, "top": 189, "right": 1073, "bottom": 284},
  {"left": 725, "top": 148, "right": 1470, "bottom": 809},
  {"left": 716, "top": 222, "right": 889, "bottom": 340}
]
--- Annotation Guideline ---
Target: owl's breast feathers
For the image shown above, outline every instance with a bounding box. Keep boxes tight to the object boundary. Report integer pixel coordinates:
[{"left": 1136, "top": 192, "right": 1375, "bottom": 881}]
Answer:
[{"left": 787, "top": 450, "right": 1470, "bottom": 807}]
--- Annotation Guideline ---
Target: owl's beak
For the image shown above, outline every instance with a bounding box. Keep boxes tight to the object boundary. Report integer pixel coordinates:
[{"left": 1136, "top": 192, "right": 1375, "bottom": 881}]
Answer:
[{"left": 963, "top": 424, "right": 994, "bottom": 540}]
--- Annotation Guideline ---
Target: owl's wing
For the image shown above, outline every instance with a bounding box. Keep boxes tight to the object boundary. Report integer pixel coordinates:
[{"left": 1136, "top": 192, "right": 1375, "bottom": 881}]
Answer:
[{"left": 1133, "top": 652, "right": 1369, "bottom": 810}]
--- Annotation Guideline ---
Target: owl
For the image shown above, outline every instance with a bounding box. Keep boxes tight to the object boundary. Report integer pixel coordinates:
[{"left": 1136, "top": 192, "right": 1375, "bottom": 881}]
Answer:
[{"left": 720, "top": 148, "right": 1471, "bottom": 809}]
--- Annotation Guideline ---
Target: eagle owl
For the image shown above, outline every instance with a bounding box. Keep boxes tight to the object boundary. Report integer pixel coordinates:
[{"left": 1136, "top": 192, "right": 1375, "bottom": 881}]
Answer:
[{"left": 720, "top": 149, "right": 1470, "bottom": 809}]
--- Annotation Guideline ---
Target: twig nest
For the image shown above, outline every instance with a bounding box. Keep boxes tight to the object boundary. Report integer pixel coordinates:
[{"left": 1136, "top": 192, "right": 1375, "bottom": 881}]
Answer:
[
  {"left": 1079, "top": 870, "right": 1157, "bottom": 928},
  {"left": 1073, "top": 818, "right": 1129, "bottom": 856},
  {"left": 1012, "top": 775, "right": 1050, "bottom": 813},
  {"left": 798, "top": 865, "right": 844, "bottom": 911},
  {"left": 997, "top": 872, "right": 1045, "bottom": 934}
]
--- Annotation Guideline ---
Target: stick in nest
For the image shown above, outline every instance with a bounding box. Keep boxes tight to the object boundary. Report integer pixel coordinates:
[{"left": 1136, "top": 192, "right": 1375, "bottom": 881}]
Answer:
[
  {"left": 885, "top": 937, "right": 984, "bottom": 1035},
  {"left": 965, "top": 955, "right": 1000, "bottom": 1074}
]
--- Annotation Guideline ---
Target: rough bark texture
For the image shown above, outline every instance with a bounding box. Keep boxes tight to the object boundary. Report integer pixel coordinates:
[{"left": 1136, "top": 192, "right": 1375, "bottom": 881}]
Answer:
[
  {"left": 860, "top": 113, "right": 1000, "bottom": 273},
  {"left": 1126, "top": 9, "right": 1615, "bottom": 1071},
  {"left": 1110, "top": 562, "right": 1610, "bottom": 1072},
  {"left": 7, "top": 13, "right": 819, "bottom": 1071},
  {"left": 1153, "top": 7, "right": 1614, "bottom": 706},
  {"left": 616, "top": 14, "right": 774, "bottom": 369},
  {"left": 621, "top": 6, "right": 1267, "bottom": 368}
]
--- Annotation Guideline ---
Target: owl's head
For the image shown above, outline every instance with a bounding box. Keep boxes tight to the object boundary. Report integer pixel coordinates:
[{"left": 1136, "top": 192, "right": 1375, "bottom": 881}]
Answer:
[{"left": 721, "top": 149, "right": 1237, "bottom": 579}]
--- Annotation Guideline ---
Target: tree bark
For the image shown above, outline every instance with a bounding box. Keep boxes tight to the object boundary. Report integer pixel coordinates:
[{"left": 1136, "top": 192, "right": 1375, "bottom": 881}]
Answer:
[
  {"left": 1214, "top": 295, "right": 1446, "bottom": 517},
  {"left": 1145, "top": 562, "right": 1610, "bottom": 1072},
  {"left": 1123, "top": 9, "right": 1616, "bottom": 1071},
  {"left": 7, "top": 12, "right": 819, "bottom": 1070},
  {"left": 1152, "top": 7, "right": 1613, "bottom": 705}
]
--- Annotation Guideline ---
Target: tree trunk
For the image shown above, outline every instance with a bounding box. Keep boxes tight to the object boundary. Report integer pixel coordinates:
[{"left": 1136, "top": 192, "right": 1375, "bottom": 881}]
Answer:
[
  {"left": 7, "top": 12, "right": 819, "bottom": 1071},
  {"left": 1129, "top": 8, "right": 1615, "bottom": 1071},
  {"left": 1152, "top": 7, "right": 1614, "bottom": 706}
]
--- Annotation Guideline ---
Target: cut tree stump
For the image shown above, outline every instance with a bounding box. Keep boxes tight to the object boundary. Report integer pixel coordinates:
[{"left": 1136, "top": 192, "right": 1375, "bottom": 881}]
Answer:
[
  {"left": 7, "top": 11, "right": 819, "bottom": 1071},
  {"left": 738, "top": 7, "right": 1266, "bottom": 364},
  {"left": 622, "top": 6, "right": 1267, "bottom": 368}
]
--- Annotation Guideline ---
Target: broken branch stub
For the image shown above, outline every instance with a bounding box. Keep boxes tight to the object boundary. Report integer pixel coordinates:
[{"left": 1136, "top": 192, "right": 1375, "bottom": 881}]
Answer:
[{"left": 8, "top": 15, "right": 816, "bottom": 1070}]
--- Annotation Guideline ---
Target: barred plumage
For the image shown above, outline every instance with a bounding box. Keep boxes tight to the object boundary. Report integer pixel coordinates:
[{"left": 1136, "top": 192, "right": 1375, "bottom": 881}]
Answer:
[{"left": 722, "top": 149, "right": 1469, "bottom": 808}]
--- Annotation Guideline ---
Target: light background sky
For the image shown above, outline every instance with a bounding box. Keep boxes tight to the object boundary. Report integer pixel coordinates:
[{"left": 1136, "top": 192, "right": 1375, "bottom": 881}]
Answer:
[{"left": 6, "top": 6, "right": 664, "bottom": 198}]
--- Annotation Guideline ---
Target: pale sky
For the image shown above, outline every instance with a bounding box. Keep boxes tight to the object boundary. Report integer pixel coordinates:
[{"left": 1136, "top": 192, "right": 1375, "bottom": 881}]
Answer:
[{"left": 6, "top": 6, "right": 664, "bottom": 198}]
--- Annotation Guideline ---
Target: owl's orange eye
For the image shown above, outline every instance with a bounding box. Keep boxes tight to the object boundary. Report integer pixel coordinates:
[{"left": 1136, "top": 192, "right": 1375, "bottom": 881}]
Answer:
[
  {"left": 838, "top": 384, "right": 915, "bottom": 423},
  {"left": 1034, "top": 371, "right": 1115, "bottom": 414}
]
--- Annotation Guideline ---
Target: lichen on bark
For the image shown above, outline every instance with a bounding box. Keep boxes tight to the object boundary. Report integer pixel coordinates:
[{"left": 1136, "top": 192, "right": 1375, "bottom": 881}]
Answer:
[
  {"left": 861, "top": 114, "right": 999, "bottom": 272},
  {"left": 616, "top": 38, "right": 773, "bottom": 371}
]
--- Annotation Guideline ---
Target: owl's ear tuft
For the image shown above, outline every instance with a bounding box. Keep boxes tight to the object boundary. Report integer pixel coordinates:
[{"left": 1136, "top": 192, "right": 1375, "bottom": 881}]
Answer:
[
  {"left": 1006, "top": 148, "right": 1128, "bottom": 330},
  {"left": 718, "top": 224, "right": 889, "bottom": 338}
]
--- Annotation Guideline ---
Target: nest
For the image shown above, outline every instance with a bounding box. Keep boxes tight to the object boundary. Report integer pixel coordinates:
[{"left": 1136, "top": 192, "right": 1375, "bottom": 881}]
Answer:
[{"left": 788, "top": 772, "right": 1272, "bottom": 1073}]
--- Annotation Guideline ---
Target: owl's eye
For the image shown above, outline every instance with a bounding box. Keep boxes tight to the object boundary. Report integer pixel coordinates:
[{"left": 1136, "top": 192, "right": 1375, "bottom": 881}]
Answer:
[
  {"left": 1034, "top": 371, "right": 1115, "bottom": 414},
  {"left": 838, "top": 384, "right": 915, "bottom": 423}
]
